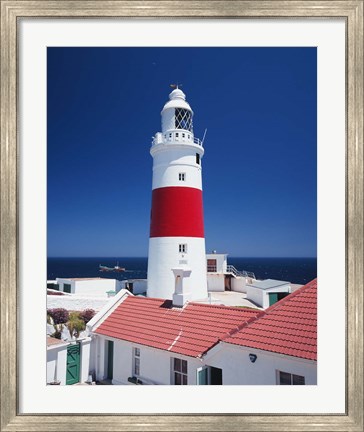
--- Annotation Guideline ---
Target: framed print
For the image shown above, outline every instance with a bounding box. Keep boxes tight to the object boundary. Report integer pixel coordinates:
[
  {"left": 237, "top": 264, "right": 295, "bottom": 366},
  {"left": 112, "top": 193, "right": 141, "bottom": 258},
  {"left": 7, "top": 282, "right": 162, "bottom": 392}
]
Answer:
[{"left": 1, "top": 1, "right": 363, "bottom": 431}]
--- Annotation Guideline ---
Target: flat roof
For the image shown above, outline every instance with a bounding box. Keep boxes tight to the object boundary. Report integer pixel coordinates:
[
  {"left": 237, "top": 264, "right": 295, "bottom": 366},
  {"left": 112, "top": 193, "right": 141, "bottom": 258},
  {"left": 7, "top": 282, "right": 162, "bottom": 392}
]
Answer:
[
  {"left": 57, "top": 277, "right": 110, "bottom": 281},
  {"left": 247, "top": 279, "right": 290, "bottom": 290},
  {"left": 47, "top": 337, "right": 68, "bottom": 347}
]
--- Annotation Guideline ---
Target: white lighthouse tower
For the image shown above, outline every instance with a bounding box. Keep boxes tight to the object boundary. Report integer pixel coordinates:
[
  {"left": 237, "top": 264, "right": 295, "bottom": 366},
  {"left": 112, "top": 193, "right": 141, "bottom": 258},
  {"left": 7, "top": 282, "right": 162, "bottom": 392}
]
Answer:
[{"left": 147, "top": 86, "right": 208, "bottom": 302}]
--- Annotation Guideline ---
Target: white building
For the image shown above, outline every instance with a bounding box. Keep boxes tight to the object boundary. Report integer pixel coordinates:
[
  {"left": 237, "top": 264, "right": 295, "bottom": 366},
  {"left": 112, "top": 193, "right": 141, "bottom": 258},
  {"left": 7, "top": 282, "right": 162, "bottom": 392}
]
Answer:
[
  {"left": 84, "top": 279, "right": 317, "bottom": 386},
  {"left": 120, "top": 279, "right": 147, "bottom": 295},
  {"left": 246, "top": 279, "right": 291, "bottom": 308},
  {"left": 147, "top": 87, "right": 208, "bottom": 302},
  {"left": 56, "top": 277, "right": 122, "bottom": 298},
  {"left": 206, "top": 253, "right": 255, "bottom": 293}
]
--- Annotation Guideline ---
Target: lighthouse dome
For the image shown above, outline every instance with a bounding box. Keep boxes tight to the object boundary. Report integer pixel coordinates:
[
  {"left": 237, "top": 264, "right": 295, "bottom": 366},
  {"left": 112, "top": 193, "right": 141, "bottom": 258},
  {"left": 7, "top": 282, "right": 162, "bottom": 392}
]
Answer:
[
  {"left": 161, "top": 88, "right": 193, "bottom": 113},
  {"left": 161, "top": 87, "right": 194, "bottom": 133}
]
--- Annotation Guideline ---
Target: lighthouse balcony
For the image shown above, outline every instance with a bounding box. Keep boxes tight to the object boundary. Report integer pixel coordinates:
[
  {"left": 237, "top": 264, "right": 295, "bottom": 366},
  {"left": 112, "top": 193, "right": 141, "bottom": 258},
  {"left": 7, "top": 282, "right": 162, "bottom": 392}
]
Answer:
[{"left": 152, "top": 132, "right": 203, "bottom": 147}]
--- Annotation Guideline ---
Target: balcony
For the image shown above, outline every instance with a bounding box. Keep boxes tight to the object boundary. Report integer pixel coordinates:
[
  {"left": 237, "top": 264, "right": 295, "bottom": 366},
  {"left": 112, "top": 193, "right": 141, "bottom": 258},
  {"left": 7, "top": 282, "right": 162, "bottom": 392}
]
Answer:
[{"left": 152, "top": 132, "right": 203, "bottom": 147}]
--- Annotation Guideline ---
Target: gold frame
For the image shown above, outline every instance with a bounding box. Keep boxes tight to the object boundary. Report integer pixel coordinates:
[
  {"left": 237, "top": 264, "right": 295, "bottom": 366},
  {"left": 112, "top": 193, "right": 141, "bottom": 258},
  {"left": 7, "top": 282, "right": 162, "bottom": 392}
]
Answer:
[{"left": 1, "top": 1, "right": 363, "bottom": 430}]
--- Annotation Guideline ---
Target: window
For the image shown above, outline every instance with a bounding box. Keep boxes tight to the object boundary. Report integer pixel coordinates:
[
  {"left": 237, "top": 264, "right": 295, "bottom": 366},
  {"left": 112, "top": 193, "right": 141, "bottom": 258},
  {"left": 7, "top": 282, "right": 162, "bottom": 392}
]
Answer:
[
  {"left": 278, "top": 371, "right": 305, "bottom": 385},
  {"left": 196, "top": 153, "right": 200, "bottom": 165},
  {"left": 176, "top": 132, "right": 179, "bottom": 137},
  {"left": 63, "top": 283, "right": 71, "bottom": 293},
  {"left": 182, "top": 133, "right": 185, "bottom": 138},
  {"left": 169, "top": 133, "right": 172, "bottom": 138},
  {"left": 179, "top": 244, "right": 187, "bottom": 253},
  {"left": 173, "top": 358, "right": 188, "bottom": 385},
  {"left": 133, "top": 347, "right": 140, "bottom": 376},
  {"left": 178, "top": 173, "right": 186, "bottom": 181},
  {"left": 175, "top": 108, "right": 193, "bottom": 131}
]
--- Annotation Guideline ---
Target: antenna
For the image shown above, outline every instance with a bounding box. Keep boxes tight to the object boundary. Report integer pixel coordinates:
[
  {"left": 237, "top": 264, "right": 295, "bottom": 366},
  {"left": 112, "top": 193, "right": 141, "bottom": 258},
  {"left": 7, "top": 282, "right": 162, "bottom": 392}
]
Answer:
[
  {"left": 170, "top": 83, "right": 183, "bottom": 89},
  {"left": 202, "top": 128, "right": 208, "bottom": 145}
]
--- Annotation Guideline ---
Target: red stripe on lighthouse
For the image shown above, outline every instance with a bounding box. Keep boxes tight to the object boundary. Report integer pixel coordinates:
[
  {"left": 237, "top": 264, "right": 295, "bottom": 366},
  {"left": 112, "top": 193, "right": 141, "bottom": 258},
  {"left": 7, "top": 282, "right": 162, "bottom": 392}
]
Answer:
[{"left": 150, "top": 187, "right": 204, "bottom": 238}]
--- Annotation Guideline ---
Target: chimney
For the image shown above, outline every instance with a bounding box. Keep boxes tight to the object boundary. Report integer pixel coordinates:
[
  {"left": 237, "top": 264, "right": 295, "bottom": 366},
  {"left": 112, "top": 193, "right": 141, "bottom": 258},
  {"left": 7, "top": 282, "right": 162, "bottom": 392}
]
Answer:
[{"left": 171, "top": 267, "right": 192, "bottom": 307}]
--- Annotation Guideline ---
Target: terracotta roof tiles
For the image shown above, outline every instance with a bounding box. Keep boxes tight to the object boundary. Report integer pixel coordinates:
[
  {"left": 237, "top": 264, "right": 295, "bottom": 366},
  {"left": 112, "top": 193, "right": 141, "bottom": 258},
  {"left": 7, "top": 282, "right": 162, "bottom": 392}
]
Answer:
[{"left": 95, "top": 279, "right": 317, "bottom": 361}]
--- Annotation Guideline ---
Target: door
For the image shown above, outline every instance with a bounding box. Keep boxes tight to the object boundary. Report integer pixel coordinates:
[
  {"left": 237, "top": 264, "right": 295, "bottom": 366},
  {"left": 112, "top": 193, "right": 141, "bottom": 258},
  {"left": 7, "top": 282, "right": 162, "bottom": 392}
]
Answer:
[
  {"left": 66, "top": 343, "right": 80, "bottom": 385},
  {"left": 197, "top": 367, "right": 208, "bottom": 385},
  {"left": 210, "top": 367, "right": 223, "bottom": 385},
  {"left": 269, "top": 293, "right": 278, "bottom": 306},
  {"left": 107, "top": 340, "right": 114, "bottom": 380}
]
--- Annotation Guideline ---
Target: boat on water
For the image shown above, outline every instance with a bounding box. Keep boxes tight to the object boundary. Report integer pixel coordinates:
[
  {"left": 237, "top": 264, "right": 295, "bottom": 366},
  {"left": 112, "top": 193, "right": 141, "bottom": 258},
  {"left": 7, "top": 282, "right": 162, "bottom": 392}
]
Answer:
[{"left": 99, "top": 262, "right": 126, "bottom": 273}]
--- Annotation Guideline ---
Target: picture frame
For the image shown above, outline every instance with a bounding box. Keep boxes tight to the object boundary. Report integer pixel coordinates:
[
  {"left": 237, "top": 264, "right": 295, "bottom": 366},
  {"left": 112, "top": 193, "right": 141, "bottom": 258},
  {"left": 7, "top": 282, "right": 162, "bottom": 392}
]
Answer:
[{"left": 1, "top": 1, "right": 363, "bottom": 431}]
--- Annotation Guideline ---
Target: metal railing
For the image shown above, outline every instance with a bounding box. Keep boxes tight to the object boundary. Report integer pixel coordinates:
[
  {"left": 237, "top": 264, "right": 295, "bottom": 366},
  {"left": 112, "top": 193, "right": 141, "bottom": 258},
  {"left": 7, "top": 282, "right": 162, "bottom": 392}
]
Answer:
[
  {"left": 226, "top": 265, "right": 256, "bottom": 279},
  {"left": 207, "top": 264, "right": 255, "bottom": 279}
]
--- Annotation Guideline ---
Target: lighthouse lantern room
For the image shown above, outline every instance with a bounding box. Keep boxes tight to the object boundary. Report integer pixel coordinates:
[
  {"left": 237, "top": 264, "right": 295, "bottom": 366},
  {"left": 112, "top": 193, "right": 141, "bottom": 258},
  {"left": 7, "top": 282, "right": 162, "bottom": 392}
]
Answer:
[{"left": 147, "top": 87, "right": 208, "bottom": 301}]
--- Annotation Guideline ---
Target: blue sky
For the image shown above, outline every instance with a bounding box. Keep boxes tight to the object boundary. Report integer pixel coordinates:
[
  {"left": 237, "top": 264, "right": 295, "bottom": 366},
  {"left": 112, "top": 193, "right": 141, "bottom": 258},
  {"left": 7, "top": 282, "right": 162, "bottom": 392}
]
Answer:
[{"left": 47, "top": 47, "right": 316, "bottom": 257}]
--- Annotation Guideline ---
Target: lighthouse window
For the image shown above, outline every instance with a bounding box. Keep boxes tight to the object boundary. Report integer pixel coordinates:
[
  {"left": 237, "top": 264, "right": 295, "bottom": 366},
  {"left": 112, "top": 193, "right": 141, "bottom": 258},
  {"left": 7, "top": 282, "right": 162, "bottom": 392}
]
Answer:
[
  {"left": 175, "top": 108, "right": 193, "bottom": 132},
  {"left": 179, "top": 244, "right": 187, "bottom": 253},
  {"left": 178, "top": 173, "right": 186, "bottom": 181},
  {"left": 173, "top": 358, "right": 188, "bottom": 385},
  {"left": 196, "top": 153, "right": 200, "bottom": 165}
]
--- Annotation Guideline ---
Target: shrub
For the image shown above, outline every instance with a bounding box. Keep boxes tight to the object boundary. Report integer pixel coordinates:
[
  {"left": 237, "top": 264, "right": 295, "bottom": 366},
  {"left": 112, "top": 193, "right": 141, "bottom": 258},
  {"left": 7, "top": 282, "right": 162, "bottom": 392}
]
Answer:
[
  {"left": 47, "top": 308, "right": 69, "bottom": 324},
  {"left": 67, "top": 316, "right": 86, "bottom": 339},
  {"left": 79, "top": 309, "right": 96, "bottom": 324}
]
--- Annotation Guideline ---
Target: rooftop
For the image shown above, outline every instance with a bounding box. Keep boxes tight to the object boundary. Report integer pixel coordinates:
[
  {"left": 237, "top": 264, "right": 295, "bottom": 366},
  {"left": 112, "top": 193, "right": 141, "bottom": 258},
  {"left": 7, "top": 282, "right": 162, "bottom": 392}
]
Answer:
[
  {"left": 47, "top": 336, "right": 68, "bottom": 347},
  {"left": 95, "top": 298, "right": 259, "bottom": 358},
  {"left": 224, "top": 279, "right": 317, "bottom": 360},
  {"left": 94, "top": 279, "right": 317, "bottom": 361},
  {"left": 247, "top": 279, "right": 291, "bottom": 290},
  {"left": 58, "top": 277, "right": 108, "bottom": 281}
]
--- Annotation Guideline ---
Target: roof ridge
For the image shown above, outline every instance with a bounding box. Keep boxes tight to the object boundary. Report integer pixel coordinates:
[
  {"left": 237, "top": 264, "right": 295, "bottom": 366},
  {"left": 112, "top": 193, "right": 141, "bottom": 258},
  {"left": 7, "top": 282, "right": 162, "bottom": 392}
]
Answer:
[
  {"left": 188, "top": 302, "right": 259, "bottom": 313},
  {"left": 222, "top": 309, "right": 267, "bottom": 339}
]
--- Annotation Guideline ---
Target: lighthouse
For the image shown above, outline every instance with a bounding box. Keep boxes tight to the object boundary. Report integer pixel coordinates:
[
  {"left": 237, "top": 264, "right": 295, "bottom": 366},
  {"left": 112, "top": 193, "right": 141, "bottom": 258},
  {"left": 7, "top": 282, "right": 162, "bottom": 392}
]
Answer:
[{"left": 147, "top": 87, "right": 208, "bottom": 302}]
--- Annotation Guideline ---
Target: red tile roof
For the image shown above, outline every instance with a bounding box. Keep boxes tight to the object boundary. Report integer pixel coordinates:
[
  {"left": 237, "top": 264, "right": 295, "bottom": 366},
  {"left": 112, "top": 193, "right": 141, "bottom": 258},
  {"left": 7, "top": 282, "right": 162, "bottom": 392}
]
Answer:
[
  {"left": 94, "top": 279, "right": 317, "bottom": 361},
  {"left": 94, "top": 297, "right": 259, "bottom": 358},
  {"left": 223, "top": 279, "right": 317, "bottom": 360}
]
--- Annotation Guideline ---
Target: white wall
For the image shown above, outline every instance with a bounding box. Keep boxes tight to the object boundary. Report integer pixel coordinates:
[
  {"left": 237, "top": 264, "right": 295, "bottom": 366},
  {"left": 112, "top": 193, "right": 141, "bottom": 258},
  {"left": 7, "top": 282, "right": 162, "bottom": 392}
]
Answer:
[
  {"left": 80, "top": 338, "right": 92, "bottom": 383},
  {"left": 231, "top": 276, "right": 247, "bottom": 293},
  {"left": 47, "top": 343, "right": 68, "bottom": 385},
  {"left": 205, "top": 343, "right": 317, "bottom": 385},
  {"left": 75, "top": 279, "right": 122, "bottom": 297},
  {"left": 246, "top": 285, "right": 264, "bottom": 307},
  {"left": 94, "top": 336, "right": 202, "bottom": 385},
  {"left": 207, "top": 274, "right": 225, "bottom": 292},
  {"left": 56, "top": 278, "right": 122, "bottom": 297}
]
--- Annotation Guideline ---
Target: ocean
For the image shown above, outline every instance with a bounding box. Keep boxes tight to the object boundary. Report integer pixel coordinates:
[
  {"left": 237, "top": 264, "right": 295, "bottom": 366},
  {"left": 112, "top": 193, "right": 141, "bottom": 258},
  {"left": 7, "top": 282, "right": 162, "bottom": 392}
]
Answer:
[{"left": 47, "top": 257, "right": 316, "bottom": 285}]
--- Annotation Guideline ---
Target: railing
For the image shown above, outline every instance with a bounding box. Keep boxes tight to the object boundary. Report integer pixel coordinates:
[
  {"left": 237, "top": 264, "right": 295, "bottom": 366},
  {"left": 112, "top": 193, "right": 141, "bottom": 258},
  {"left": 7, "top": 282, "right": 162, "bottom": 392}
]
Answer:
[
  {"left": 226, "top": 265, "right": 256, "bottom": 279},
  {"left": 152, "top": 132, "right": 203, "bottom": 147},
  {"left": 207, "top": 264, "right": 256, "bottom": 279}
]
